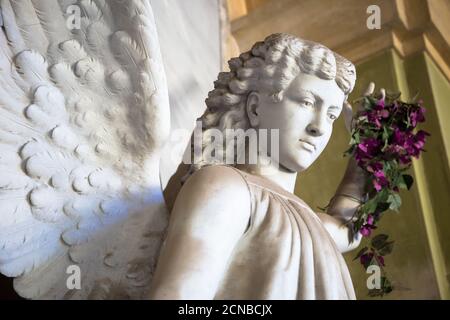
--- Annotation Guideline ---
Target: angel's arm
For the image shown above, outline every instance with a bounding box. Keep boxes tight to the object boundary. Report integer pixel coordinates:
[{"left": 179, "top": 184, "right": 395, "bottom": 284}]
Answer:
[
  {"left": 148, "top": 166, "right": 251, "bottom": 299},
  {"left": 316, "top": 155, "right": 366, "bottom": 253}
]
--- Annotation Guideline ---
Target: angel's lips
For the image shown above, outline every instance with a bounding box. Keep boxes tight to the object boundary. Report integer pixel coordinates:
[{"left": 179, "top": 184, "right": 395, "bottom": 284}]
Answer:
[{"left": 299, "top": 139, "right": 316, "bottom": 152}]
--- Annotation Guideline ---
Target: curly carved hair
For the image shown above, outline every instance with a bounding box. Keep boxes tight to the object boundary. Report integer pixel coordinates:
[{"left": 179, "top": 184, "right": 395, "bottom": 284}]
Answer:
[{"left": 185, "top": 33, "right": 356, "bottom": 178}]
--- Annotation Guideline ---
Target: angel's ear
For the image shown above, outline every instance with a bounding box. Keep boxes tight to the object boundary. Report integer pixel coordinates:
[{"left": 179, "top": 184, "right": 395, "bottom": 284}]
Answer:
[{"left": 246, "top": 91, "right": 260, "bottom": 127}]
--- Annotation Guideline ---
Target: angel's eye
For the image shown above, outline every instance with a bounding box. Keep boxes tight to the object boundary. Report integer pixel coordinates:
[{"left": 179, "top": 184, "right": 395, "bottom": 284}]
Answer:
[{"left": 300, "top": 100, "right": 314, "bottom": 108}]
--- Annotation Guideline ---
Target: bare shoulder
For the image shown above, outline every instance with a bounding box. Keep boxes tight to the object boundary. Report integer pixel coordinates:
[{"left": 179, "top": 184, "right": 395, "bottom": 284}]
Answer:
[
  {"left": 178, "top": 165, "right": 250, "bottom": 208},
  {"left": 171, "top": 165, "right": 251, "bottom": 234}
]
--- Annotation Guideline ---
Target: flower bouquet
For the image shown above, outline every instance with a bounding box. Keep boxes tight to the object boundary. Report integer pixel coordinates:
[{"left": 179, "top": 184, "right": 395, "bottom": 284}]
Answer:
[{"left": 345, "top": 90, "right": 429, "bottom": 296}]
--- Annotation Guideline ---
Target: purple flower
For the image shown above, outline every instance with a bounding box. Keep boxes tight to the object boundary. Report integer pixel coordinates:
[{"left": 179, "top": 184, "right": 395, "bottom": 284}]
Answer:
[
  {"left": 410, "top": 105, "right": 426, "bottom": 127},
  {"left": 391, "top": 101, "right": 400, "bottom": 113},
  {"left": 413, "top": 130, "right": 429, "bottom": 153},
  {"left": 389, "top": 127, "right": 429, "bottom": 163},
  {"left": 365, "top": 102, "right": 390, "bottom": 128},
  {"left": 399, "top": 154, "right": 411, "bottom": 165},
  {"left": 413, "top": 139, "right": 425, "bottom": 150},
  {"left": 366, "top": 162, "right": 383, "bottom": 173},
  {"left": 360, "top": 252, "right": 374, "bottom": 266},
  {"left": 402, "top": 130, "right": 429, "bottom": 158},
  {"left": 360, "top": 226, "right": 372, "bottom": 237},
  {"left": 377, "top": 255, "right": 385, "bottom": 267},
  {"left": 373, "top": 181, "right": 382, "bottom": 192},
  {"left": 374, "top": 170, "right": 386, "bottom": 180},
  {"left": 405, "top": 135, "right": 418, "bottom": 156},
  {"left": 373, "top": 170, "right": 389, "bottom": 191},
  {"left": 361, "top": 252, "right": 384, "bottom": 268},
  {"left": 386, "top": 144, "right": 403, "bottom": 155},
  {"left": 355, "top": 138, "right": 382, "bottom": 165},
  {"left": 393, "top": 128, "right": 407, "bottom": 146},
  {"left": 360, "top": 226, "right": 375, "bottom": 237},
  {"left": 360, "top": 214, "right": 377, "bottom": 237},
  {"left": 367, "top": 162, "right": 389, "bottom": 191}
]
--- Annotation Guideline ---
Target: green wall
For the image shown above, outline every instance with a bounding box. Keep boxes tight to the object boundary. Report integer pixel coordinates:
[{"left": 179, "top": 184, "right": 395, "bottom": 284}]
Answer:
[{"left": 295, "top": 49, "right": 450, "bottom": 299}]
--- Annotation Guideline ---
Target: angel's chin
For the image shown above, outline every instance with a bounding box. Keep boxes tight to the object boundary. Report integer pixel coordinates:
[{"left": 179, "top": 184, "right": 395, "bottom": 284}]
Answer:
[{"left": 279, "top": 158, "right": 313, "bottom": 174}]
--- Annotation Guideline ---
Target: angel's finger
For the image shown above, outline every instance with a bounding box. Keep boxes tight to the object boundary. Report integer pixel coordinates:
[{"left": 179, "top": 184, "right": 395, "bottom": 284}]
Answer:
[
  {"left": 343, "top": 101, "right": 353, "bottom": 133},
  {"left": 379, "top": 88, "right": 386, "bottom": 100},
  {"left": 364, "top": 82, "right": 375, "bottom": 96}
]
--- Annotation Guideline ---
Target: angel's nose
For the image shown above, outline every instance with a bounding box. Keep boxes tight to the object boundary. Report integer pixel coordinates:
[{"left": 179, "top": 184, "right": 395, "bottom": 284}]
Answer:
[{"left": 306, "top": 117, "right": 325, "bottom": 137}]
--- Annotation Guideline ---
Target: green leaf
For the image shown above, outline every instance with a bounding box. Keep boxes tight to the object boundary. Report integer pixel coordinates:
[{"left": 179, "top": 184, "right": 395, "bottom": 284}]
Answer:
[
  {"left": 368, "top": 96, "right": 378, "bottom": 106},
  {"left": 361, "top": 96, "right": 371, "bottom": 108},
  {"left": 378, "top": 241, "right": 395, "bottom": 256},
  {"left": 353, "top": 219, "right": 364, "bottom": 233},
  {"left": 368, "top": 276, "right": 393, "bottom": 296},
  {"left": 381, "top": 277, "right": 393, "bottom": 292},
  {"left": 344, "top": 145, "right": 355, "bottom": 156},
  {"left": 382, "top": 127, "right": 390, "bottom": 142},
  {"left": 364, "top": 198, "right": 378, "bottom": 214},
  {"left": 402, "top": 174, "right": 414, "bottom": 190},
  {"left": 376, "top": 202, "right": 390, "bottom": 213},
  {"left": 388, "top": 193, "right": 402, "bottom": 211},
  {"left": 368, "top": 289, "right": 384, "bottom": 297},
  {"left": 376, "top": 188, "right": 389, "bottom": 202},
  {"left": 353, "top": 246, "right": 369, "bottom": 261},
  {"left": 371, "top": 234, "right": 388, "bottom": 250},
  {"left": 397, "top": 177, "right": 407, "bottom": 190}
]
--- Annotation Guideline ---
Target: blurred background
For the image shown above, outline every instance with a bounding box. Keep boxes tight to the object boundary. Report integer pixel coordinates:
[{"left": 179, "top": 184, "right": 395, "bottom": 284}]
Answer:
[
  {"left": 224, "top": 0, "right": 449, "bottom": 299},
  {"left": 1, "top": 0, "right": 448, "bottom": 300}
]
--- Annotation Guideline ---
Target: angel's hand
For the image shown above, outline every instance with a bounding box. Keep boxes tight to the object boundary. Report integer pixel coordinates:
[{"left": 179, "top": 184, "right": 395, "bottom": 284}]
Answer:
[{"left": 343, "top": 82, "right": 386, "bottom": 133}]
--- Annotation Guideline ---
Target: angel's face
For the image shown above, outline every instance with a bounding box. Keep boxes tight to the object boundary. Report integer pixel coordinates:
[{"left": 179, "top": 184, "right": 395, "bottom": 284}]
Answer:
[{"left": 246, "top": 72, "right": 345, "bottom": 172}]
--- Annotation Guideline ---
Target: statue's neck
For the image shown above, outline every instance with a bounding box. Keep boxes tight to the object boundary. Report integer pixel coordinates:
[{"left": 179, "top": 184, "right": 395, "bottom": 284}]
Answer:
[{"left": 236, "top": 153, "right": 298, "bottom": 193}]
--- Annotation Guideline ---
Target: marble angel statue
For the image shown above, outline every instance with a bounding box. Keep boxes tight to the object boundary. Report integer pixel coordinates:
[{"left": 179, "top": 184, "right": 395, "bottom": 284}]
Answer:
[
  {"left": 150, "top": 33, "right": 376, "bottom": 300},
  {"left": 0, "top": 1, "right": 371, "bottom": 301},
  {"left": 0, "top": 0, "right": 171, "bottom": 299}
]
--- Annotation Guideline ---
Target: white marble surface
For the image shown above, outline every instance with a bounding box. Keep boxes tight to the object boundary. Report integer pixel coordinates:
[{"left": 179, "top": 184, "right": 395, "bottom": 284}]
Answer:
[{"left": 150, "top": 0, "right": 222, "bottom": 188}]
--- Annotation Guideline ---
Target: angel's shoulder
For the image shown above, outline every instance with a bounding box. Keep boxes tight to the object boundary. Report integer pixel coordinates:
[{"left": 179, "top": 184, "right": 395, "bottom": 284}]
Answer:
[
  {"left": 183, "top": 165, "right": 250, "bottom": 199},
  {"left": 173, "top": 165, "right": 251, "bottom": 220}
]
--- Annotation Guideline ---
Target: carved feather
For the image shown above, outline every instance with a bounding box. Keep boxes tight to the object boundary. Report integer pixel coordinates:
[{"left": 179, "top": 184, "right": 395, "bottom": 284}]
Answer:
[{"left": 0, "top": 0, "right": 170, "bottom": 299}]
